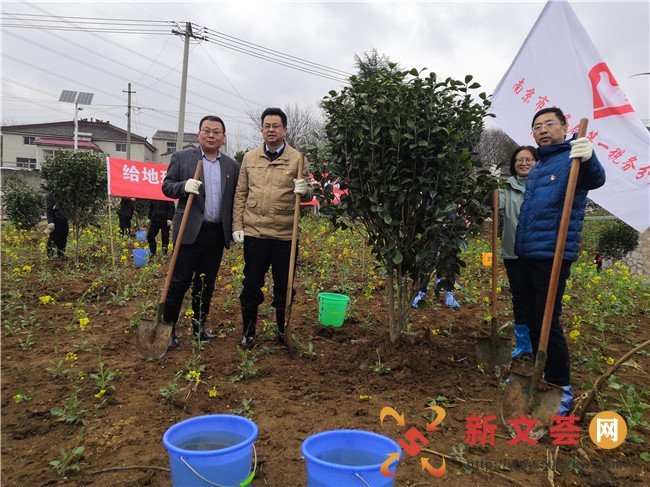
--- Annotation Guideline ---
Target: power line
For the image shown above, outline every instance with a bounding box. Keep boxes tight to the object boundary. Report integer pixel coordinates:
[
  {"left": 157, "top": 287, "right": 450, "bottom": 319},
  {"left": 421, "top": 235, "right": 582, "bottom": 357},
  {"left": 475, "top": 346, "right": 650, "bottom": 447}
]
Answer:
[
  {"left": 4, "top": 10, "right": 264, "bottom": 111},
  {"left": 3, "top": 11, "right": 352, "bottom": 82}
]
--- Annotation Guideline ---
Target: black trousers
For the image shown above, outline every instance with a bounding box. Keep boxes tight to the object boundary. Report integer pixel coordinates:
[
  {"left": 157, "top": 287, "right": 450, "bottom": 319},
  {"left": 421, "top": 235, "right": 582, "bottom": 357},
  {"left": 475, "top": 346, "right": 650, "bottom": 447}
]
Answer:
[
  {"left": 46, "top": 220, "right": 69, "bottom": 257},
  {"left": 147, "top": 219, "right": 170, "bottom": 256},
  {"left": 517, "top": 258, "right": 572, "bottom": 386},
  {"left": 118, "top": 214, "right": 132, "bottom": 236},
  {"left": 163, "top": 221, "right": 225, "bottom": 326},
  {"left": 240, "top": 237, "right": 297, "bottom": 310},
  {"left": 504, "top": 259, "right": 525, "bottom": 324}
]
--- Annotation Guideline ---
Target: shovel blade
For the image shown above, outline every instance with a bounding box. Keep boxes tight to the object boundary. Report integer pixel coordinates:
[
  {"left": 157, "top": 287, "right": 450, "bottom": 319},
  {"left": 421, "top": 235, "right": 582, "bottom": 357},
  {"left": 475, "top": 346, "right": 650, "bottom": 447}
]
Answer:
[
  {"left": 475, "top": 336, "right": 511, "bottom": 367},
  {"left": 501, "top": 370, "right": 565, "bottom": 440},
  {"left": 135, "top": 317, "right": 173, "bottom": 361}
]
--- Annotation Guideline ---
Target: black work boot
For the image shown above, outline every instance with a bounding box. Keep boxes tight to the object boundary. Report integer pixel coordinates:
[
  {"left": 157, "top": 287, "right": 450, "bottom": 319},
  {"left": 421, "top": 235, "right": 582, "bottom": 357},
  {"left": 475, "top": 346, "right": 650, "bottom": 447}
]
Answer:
[
  {"left": 168, "top": 325, "right": 179, "bottom": 350},
  {"left": 275, "top": 307, "right": 286, "bottom": 345},
  {"left": 240, "top": 307, "right": 258, "bottom": 348},
  {"left": 192, "top": 317, "right": 216, "bottom": 341}
]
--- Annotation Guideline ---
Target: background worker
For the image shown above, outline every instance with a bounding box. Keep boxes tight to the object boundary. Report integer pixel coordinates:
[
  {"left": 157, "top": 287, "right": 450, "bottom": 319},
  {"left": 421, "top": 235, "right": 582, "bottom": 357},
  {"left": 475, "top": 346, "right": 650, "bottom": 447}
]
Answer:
[
  {"left": 161, "top": 115, "right": 239, "bottom": 348},
  {"left": 515, "top": 107, "right": 605, "bottom": 415},
  {"left": 44, "top": 194, "right": 69, "bottom": 258},
  {"left": 147, "top": 199, "right": 175, "bottom": 257},
  {"left": 499, "top": 146, "right": 537, "bottom": 359},
  {"left": 232, "top": 107, "right": 312, "bottom": 347},
  {"left": 117, "top": 197, "right": 136, "bottom": 236}
]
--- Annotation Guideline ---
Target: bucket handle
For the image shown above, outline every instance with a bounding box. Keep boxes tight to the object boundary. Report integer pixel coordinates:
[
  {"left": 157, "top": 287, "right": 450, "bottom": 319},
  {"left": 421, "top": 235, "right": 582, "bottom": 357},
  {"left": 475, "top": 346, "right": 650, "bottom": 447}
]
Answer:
[
  {"left": 317, "top": 295, "right": 352, "bottom": 312},
  {"left": 179, "top": 444, "right": 257, "bottom": 487},
  {"left": 354, "top": 472, "right": 372, "bottom": 486}
]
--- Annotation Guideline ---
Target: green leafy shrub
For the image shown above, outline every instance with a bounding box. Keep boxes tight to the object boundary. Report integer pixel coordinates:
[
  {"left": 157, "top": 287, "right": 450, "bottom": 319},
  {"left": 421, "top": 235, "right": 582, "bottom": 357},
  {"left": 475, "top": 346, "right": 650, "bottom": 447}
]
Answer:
[
  {"left": 597, "top": 220, "right": 639, "bottom": 260},
  {"left": 2, "top": 177, "right": 44, "bottom": 229},
  {"left": 315, "top": 63, "right": 492, "bottom": 341}
]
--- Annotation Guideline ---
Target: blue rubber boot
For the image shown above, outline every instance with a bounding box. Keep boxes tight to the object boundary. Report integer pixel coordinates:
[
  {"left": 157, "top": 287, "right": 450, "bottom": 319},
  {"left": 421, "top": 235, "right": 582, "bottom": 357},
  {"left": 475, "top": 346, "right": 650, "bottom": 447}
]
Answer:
[
  {"left": 412, "top": 290, "right": 427, "bottom": 309},
  {"left": 445, "top": 291, "right": 460, "bottom": 309},
  {"left": 512, "top": 324, "right": 533, "bottom": 359},
  {"left": 557, "top": 385, "right": 574, "bottom": 416}
]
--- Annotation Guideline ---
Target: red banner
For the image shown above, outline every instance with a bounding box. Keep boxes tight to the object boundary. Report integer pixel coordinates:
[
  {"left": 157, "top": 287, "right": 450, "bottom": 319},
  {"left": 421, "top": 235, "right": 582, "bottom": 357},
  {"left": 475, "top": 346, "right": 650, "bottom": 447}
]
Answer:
[{"left": 107, "top": 157, "right": 174, "bottom": 201}]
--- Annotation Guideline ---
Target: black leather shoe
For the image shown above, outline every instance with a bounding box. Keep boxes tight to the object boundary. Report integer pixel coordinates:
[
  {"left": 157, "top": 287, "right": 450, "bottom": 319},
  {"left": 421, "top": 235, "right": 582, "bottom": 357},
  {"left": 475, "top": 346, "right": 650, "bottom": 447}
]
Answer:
[
  {"left": 240, "top": 335, "right": 255, "bottom": 348},
  {"left": 168, "top": 335, "right": 180, "bottom": 350},
  {"left": 199, "top": 327, "right": 217, "bottom": 341}
]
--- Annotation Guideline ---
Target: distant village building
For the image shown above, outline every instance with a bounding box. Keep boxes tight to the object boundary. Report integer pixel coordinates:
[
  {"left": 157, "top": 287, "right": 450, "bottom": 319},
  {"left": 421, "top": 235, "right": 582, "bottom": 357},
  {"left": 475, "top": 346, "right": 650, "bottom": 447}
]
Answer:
[
  {"left": 151, "top": 130, "right": 198, "bottom": 164},
  {"left": 0, "top": 119, "right": 156, "bottom": 189}
]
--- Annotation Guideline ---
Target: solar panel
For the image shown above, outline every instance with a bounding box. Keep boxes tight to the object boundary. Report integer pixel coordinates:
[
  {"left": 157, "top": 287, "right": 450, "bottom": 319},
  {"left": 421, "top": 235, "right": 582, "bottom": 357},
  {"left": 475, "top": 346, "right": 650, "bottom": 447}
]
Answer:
[
  {"left": 77, "top": 92, "right": 94, "bottom": 105},
  {"left": 59, "top": 90, "right": 77, "bottom": 103}
]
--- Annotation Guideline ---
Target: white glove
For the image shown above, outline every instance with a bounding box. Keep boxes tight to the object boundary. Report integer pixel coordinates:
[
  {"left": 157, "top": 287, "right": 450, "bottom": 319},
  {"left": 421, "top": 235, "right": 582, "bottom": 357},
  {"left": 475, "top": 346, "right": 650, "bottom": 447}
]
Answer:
[
  {"left": 184, "top": 178, "right": 202, "bottom": 195},
  {"left": 489, "top": 164, "right": 500, "bottom": 178},
  {"left": 293, "top": 178, "right": 308, "bottom": 196},
  {"left": 569, "top": 137, "right": 593, "bottom": 163},
  {"left": 167, "top": 220, "right": 172, "bottom": 227},
  {"left": 232, "top": 230, "right": 244, "bottom": 244},
  {"left": 44, "top": 222, "right": 55, "bottom": 235}
]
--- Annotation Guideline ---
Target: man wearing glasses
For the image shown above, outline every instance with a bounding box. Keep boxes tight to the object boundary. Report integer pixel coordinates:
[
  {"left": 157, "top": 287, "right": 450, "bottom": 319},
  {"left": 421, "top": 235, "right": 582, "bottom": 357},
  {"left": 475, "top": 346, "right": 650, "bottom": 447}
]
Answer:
[
  {"left": 232, "top": 107, "right": 312, "bottom": 348},
  {"left": 161, "top": 115, "right": 240, "bottom": 349},
  {"left": 514, "top": 107, "right": 605, "bottom": 415}
]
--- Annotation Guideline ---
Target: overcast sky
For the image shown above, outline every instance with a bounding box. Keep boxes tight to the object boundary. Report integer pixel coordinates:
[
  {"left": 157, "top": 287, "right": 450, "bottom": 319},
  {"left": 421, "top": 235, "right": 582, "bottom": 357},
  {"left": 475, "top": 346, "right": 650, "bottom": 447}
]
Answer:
[{"left": 2, "top": 0, "right": 649, "bottom": 154}]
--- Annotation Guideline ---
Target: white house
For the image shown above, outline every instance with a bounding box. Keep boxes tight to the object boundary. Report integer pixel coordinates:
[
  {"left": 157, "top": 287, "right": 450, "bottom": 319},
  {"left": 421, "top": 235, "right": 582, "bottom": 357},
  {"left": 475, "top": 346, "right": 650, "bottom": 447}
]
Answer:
[{"left": 1, "top": 119, "right": 157, "bottom": 188}]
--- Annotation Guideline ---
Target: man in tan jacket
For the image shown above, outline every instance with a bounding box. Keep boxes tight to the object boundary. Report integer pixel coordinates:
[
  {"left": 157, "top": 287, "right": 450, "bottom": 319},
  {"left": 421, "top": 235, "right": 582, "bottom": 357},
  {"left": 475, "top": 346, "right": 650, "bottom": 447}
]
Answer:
[{"left": 232, "top": 107, "right": 312, "bottom": 347}]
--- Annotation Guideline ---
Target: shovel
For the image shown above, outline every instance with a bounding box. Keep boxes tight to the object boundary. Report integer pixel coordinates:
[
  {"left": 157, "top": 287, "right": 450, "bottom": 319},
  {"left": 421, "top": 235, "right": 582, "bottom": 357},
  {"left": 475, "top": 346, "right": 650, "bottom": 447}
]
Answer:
[
  {"left": 136, "top": 160, "right": 203, "bottom": 361},
  {"left": 501, "top": 118, "right": 588, "bottom": 439},
  {"left": 475, "top": 188, "right": 511, "bottom": 368},
  {"left": 283, "top": 153, "right": 305, "bottom": 358}
]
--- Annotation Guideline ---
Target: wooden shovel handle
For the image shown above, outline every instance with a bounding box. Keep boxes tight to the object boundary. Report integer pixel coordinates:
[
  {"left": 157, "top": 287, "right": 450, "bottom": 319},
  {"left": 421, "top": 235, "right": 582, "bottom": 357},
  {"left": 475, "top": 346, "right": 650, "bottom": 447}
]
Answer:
[
  {"left": 159, "top": 160, "right": 203, "bottom": 305},
  {"left": 491, "top": 188, "right": 499, "bottom": 320},
  {"left": 538, "top": 119, "right": 588, "bottom": 354},
  {"left": 284, "top": 153, "right": 305, "bottom": 355}
]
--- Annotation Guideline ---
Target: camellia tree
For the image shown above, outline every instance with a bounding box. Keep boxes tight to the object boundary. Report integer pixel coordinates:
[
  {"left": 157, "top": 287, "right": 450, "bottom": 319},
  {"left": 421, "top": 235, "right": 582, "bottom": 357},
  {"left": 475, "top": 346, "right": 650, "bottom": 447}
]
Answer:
[
  {"left": 41, "top": 150, "right": 107, "bottom": 264},
  {"left": 315, "top": 65, "right": 493, "bottom": 342},
  {"left": 2, "top": 175, "right": 44, "bottom": 229}
]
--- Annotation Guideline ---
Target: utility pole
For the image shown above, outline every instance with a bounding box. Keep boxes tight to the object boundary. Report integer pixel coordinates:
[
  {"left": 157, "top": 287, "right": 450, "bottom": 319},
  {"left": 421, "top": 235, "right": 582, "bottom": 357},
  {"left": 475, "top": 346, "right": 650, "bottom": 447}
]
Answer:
[
  {"left": 123, "top": 83, "right": 136, "bottom": 160},
  {"left": 172, "top": 22, "right": 206, "bottom": 151}
]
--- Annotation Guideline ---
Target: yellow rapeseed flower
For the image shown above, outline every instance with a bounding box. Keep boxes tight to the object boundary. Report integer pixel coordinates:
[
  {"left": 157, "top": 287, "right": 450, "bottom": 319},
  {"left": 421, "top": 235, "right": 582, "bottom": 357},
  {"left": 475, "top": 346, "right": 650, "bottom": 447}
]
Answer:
[
  {"left": 95, "top": 389, "right": 106, "bottom": 398},
  {"left": 79, "top": 317, "right": 90, "bottom": 331},
  {"left": 604, "top": 357, "right": 615, "bottom": 366},
  {"left": 186, "top": 370, "right": 201, "bottom": 383},
  {"left": 208, "top": 386, "right": 218, "bottom": 398},
  {"left": 39, "top": 295, "right": 54, "bottom": 305},
  {"left": 359, "top": 395, "right": 371, "bottom": 401},
  {"left": 569, "top": 330, "right": 580, "bottom": 341},
  {"left": 431, "top": 328, "right": 440, "bottom": 336},
  {"left": 562, "top": 294, "right": 571, "bottom": 304},
  {"left": 22, "top": 265, "right": 32, "bottom": 273}
]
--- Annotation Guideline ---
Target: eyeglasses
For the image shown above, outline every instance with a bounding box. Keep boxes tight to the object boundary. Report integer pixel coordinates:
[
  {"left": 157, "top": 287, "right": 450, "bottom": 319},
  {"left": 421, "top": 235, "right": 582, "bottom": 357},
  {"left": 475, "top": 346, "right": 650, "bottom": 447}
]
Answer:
[
  {"left": 532, "top": 121, "right": 562, "bottom": 132},
  {"left": 262, "top": 124, "right": 283, "bottom": 130},
  {"left": 515, "top": 157, "right": 535, "bottom": 164},
  {"left": 200, "top": 129, "right": 224, "bottom": 136}
]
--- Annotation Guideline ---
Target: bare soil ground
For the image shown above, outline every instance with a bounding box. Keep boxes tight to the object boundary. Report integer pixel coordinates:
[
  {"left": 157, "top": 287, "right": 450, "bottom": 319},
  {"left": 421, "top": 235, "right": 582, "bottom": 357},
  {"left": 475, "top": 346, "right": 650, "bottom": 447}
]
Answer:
[{"left": 1, "top": 242, "right": 648, "bottom": 487}]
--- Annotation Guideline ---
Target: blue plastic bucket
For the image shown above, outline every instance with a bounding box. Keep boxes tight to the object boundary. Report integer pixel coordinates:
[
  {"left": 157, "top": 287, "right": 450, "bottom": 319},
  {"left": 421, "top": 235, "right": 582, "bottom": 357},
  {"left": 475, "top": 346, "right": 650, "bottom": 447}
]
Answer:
[
  {"left": 135, "top": 230, "right": 147, "bottom": 241},
  {"left": 302, "top": 429, "right": 401, "bottom": 486},
  {"left": 317, "top": 293, "right": 350, "bottom": 327},
  {"left": 162, "top": 414, "right": 258, "bottom": 487},
  {"left": 132, "top": 249, "right": 150, "bottom": 267}
]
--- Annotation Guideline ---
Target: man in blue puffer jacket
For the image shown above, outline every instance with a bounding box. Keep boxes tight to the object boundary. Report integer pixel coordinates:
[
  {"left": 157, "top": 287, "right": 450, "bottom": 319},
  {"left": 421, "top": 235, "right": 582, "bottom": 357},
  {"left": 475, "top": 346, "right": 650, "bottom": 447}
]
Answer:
[{"left": 515, "top": 107, "right": 606, "bottom": 415}]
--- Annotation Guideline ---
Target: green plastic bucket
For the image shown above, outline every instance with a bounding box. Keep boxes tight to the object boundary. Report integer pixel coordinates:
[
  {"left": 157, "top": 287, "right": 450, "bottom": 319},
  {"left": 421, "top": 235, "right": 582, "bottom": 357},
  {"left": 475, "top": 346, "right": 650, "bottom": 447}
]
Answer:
[{"left": 317, "top": 293, "right": 350, "bottom": 327}]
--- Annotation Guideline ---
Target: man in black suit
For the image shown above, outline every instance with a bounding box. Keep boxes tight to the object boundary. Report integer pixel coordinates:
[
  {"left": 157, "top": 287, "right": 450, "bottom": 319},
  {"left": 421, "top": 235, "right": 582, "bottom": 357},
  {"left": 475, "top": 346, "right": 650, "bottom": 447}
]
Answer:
[{"left": 162, "top": 115, "right": 240, "bottom": 348}]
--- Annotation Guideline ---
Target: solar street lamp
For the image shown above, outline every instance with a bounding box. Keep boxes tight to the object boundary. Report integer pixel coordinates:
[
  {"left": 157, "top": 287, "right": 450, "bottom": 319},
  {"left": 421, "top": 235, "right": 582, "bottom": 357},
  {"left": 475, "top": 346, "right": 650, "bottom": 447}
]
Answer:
[{"left": 59, "top": 90, "right": 94, "bottom": 151}]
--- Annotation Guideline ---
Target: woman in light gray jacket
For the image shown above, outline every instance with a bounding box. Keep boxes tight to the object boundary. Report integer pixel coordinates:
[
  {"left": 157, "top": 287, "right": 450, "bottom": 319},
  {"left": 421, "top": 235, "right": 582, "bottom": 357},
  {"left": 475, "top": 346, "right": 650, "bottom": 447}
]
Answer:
[{"left": 499, "top": 145, "right": 537, "bottom": 359}]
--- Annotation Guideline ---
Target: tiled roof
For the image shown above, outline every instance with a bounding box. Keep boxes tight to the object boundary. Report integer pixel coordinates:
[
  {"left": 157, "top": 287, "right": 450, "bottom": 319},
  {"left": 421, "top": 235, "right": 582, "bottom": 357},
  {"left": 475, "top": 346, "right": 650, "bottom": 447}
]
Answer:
[
  {"left": 1, "top": 120, "right": 155, "bottom": 152},
  {"left": 34, "top": 137, "right": 102, "bottom": 151},
  {"left": 152, "top": 130, "right": 197, "bottom": 143}
]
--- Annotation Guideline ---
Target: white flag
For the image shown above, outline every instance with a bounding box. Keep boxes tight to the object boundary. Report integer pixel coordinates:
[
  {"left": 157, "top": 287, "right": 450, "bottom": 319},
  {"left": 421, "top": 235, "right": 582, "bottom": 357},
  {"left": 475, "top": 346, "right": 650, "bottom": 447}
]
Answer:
[{"left": 491, "top": 0, "right": 649, "bottom": 233}]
